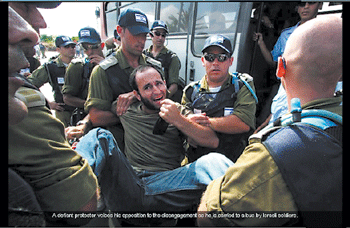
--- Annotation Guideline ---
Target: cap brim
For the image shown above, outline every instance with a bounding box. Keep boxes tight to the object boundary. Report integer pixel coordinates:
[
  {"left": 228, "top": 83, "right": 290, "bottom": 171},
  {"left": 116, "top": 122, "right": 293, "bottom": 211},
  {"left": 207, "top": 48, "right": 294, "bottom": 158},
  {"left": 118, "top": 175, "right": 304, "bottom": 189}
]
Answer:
[
  {"left": 128, "top": 25, "right": 150, "bottom": 36},
  {"left": 152, "top": 26, "right": 169, "bottom": 33},
  {"left": 60, "top": 41, "right": 76, "bottom": 47},
  {"left": 78, "top": 38, "right": 100, "bottom": 44},
  {"left": 202, "top": 44, "right": 231, "bottom": 55}
]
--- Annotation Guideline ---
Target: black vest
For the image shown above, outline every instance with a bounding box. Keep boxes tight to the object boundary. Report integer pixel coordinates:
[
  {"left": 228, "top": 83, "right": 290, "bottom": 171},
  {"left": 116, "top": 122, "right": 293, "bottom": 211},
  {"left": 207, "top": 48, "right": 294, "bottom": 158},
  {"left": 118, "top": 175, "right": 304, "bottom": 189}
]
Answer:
[
  {"left": 263, "top": 122, "right": 342, "bottom": 228},
  {"left": 185, "top": 75, "right": 248, "bottom": 162},
  {"left": 45, "top": 61, "right": 74, "bottom": 111}
]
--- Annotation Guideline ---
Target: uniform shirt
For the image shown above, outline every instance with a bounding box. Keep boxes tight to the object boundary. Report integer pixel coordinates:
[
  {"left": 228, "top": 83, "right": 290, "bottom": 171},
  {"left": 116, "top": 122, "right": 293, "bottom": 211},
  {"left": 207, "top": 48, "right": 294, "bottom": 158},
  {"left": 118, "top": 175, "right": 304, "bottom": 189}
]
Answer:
[
  {"left": 9, "top": 86, "right": 98, "bottom": 211},
  {"left": 203, "top": 96, "right": 342, "bottom": 226},
  {"left": 181, "top": 73, "right": 256, "bottom": 131},
  {"left": 143, "top": 45, "right": 181, "bottom": 86},
  {"left": 61, "top": 58, "right": 95, "bottom": 100},
  {"left": 85, "top": 48, "right": 150, "bottom": 113},
  {"left": 120, "top": 102, "right": 190, "bottom": 172}
]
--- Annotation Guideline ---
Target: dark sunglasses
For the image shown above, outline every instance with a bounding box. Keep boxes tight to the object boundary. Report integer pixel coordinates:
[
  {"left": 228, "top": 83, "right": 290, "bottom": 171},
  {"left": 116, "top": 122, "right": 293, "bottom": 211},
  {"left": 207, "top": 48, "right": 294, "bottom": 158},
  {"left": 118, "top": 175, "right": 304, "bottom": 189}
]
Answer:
[
  {"left": 63, "top": 44, "right": 76, "bottom": 49},
  {"left": 298, "top": 2, "right": 318, "bottom": 7},
  {"left": 81, "top": 43, "right": 100, "bottom": 51},
  {"left": 151, "top": 31, "right": 167, "bottom": 38},
  {"left": 203, "top": 53, "right": 230, "bottom": 62}
]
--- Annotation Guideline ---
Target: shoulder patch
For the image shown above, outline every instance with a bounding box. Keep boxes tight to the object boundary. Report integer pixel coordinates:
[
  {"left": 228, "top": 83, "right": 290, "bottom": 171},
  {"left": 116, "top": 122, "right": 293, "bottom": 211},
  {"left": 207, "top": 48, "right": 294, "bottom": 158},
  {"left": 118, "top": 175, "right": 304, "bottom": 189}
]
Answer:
[
  {"left": 15, "top": 87, "right": 46, "bottom": 108},
  {"left": 99, "top": 54, "right": 118, "bottom": 70}
]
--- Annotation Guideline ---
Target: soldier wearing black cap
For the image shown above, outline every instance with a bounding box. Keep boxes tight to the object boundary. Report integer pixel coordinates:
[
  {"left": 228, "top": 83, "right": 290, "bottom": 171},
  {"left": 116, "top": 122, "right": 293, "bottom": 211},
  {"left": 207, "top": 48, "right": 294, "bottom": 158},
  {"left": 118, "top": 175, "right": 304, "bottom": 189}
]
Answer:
[
  {"left": 182, "top": 34, "right": 257, "bottom": 162},
  {"left": 28, "top": 35, "right": 76, "bottom": 127},
  {"left": 143, "top": 20, "right": 182, "bottom": 102},
  {"left": 84, "top": 8, "right": 161, "bottom": 151}
]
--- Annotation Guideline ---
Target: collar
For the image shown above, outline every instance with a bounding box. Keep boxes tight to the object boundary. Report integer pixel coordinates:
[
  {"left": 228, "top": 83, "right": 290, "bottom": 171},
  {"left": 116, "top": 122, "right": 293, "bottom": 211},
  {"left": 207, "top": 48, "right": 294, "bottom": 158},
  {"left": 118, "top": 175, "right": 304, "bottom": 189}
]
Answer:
[
  {"left": 199, "top": 73, "right": 233, "bottom": 92},
  {"left": 115, "top": 48, "right": 147, "bottom": 70}
]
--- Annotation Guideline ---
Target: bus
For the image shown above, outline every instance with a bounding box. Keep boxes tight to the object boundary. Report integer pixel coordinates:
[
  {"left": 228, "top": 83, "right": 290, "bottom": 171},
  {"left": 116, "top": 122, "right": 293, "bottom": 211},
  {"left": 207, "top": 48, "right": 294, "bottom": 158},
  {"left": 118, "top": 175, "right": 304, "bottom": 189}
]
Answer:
[{"left": 98, "top": 2, "right": 342, "bottom": 125}]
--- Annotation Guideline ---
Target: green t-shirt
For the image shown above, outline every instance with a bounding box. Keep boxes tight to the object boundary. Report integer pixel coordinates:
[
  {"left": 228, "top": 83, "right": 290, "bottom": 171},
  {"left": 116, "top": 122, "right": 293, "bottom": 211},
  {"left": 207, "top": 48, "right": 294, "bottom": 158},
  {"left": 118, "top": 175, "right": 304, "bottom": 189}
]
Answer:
[{"left": 120, "top": 102, "right": 186, "bottom": 172}]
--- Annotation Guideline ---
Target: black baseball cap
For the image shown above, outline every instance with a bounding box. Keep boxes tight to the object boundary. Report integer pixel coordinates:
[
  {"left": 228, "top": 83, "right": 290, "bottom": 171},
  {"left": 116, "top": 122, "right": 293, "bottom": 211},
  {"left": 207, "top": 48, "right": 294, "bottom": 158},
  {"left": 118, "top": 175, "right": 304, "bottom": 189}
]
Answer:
[
  {"left": 55, "top": 36, "right": 75, "bottom": 47},
  {"left": 78, "top": 27, "right": 101, "bottom": 44},
  {"left": 118, "top": 8, "right": 149, "bottom": 35},
  {"left": 202, "top": 34, "right": 233, "bottom": 56}
]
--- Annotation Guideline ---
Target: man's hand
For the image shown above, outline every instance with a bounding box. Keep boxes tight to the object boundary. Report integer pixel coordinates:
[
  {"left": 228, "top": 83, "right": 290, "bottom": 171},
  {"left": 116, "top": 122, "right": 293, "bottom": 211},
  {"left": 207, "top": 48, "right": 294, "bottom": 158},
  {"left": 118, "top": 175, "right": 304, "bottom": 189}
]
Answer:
[
  {"left": 187, "top": 113, "right": 211, "bottom": 127},
  {"left": 65, "top": 125, "right": 85, "bottom": 141},
  {"left": 115, "top": 92, "right": 136, "bottom": 116},
  {"left": 48, "top": 101, "right": 65, "bottom": 111},
  {"left": 159, "top": 99, "right": 182, "bottom": 124},
  {"left": 89, "top": 54, "right": 104, "bottom": 65}
]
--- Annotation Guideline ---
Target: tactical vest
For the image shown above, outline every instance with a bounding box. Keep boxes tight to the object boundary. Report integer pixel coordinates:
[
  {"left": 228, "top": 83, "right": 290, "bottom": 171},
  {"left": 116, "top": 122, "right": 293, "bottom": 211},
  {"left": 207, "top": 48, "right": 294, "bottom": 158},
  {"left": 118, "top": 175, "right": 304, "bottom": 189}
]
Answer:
[
  {"left": 143, "top": 49, "right": 178, "bottom": 86},
  {"left": 251, "top": 99, "right": 342, "bottom": 227},
  {"left": 184, "top": 73, "right": 257, "bottom": 162},
  {"left": 45, "top": 60, "right": 74, "bottom": 111}
]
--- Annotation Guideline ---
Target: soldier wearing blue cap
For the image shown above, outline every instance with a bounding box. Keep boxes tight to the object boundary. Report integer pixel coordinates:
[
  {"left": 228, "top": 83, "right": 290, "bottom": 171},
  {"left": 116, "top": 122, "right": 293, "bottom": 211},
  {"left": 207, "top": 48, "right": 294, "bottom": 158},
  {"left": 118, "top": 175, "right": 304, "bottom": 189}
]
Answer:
[
  {"left": 28, "top": 35, "right": 77, "bottom": 126},
  {"left": 182, "top": 34, "right": 257, "bottom": 162},
  {"left": 143, "top": 20, "right": 182, "bottom": 102},
  {"left": 84, "top": 8, "right": 161, "bottom": 151},
  {"left": 62, "top": 27, "right": 104, "bottom": 126}
]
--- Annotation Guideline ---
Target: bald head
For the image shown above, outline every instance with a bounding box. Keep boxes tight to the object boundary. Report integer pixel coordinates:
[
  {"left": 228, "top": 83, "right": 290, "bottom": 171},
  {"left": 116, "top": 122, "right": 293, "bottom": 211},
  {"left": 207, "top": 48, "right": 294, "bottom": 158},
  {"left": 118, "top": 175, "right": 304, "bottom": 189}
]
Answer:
[{"left": 282, "top": 16, "right": 342, "bottom": 105}]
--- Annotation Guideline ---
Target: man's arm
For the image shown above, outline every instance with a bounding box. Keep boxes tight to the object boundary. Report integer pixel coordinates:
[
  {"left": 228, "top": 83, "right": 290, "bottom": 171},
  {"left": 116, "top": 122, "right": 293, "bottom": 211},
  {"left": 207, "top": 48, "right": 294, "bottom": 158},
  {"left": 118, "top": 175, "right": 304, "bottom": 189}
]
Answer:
[
  {"left": 89, "top": 107, "right": 119, "bottom": 127},
  {"left": 159, "top": 99, "right": 219, "bottom": 148}
]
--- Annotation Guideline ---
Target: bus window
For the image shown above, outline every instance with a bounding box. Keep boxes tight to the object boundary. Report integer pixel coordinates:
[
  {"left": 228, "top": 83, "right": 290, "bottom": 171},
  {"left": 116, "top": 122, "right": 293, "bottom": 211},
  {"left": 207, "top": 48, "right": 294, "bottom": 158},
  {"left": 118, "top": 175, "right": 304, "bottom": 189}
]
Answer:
[
  {"left": 192, "top": 2, "right": 241, "bottom": 57},
  {"left": 159, "top": 2, "right": 192, "bottom": 34},
  {"left": 105, "top": 2, "right": 118, "bottom": 38},
  {"left": 120, "top": 2, "right": 156, "bottom": 30}
]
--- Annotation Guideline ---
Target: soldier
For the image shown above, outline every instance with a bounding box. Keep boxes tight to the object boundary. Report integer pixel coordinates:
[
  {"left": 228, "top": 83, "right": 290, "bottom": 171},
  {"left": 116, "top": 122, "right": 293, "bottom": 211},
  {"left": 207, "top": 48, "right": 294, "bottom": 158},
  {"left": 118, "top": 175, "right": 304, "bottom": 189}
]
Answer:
[
  {"left": 28, "top": 35, "right": 76, "bottom": 126},
  {"left": 143, "top": 20, "right": 182, "bottom": 102},
  {"left": 62, "top": 27, "right": 104, "bottom": 126},
  {"left": 182, "top": 34, "right": 257, "bottom": 162},
  {"left": 84, "top": 8, "right": 161, "bottom": 151},
  {"left": 9, "top": 4, "right": 98, "bottom": 226}
]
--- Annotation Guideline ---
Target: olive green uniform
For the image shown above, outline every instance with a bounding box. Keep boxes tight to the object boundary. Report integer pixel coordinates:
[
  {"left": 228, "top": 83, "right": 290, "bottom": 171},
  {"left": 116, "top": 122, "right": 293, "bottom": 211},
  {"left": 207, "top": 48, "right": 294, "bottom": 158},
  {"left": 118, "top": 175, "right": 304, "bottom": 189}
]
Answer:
[
  {"left": 203, "top": 97, "right": 342, "bottom": 226},
  {"left": 28, "top": 56, "right": 72, "bottom": 126},
  {"left": 62, "top": 58, "right": 95, "bottom": 102},
  {"left": 9, "top": 86, "right": 98, "bottom": 212}
]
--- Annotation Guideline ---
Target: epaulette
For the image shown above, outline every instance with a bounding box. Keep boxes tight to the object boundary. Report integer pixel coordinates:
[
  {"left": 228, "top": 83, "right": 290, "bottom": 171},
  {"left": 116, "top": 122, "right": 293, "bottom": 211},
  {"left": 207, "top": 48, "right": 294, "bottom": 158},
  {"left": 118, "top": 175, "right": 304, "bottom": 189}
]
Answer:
[
  {"left": 71, "top": 58, "right": 85, "bottom": 64},
  {"left": 15, "top": 86, "right": 46, "bottom": 108},
  {"left": 100, "top": 53, "right": 118, "bottom": 70},
  {"left": 145, "top": 56, "right": 162, "bottom": 68}
]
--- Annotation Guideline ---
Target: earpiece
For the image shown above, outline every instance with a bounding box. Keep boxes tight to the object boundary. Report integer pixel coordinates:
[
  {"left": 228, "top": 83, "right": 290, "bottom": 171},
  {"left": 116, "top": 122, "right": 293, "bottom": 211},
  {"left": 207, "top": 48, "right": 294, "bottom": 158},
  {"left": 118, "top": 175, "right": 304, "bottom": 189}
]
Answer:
[{"left": 277, "top": 56, "right": 286, "bottom": 78}]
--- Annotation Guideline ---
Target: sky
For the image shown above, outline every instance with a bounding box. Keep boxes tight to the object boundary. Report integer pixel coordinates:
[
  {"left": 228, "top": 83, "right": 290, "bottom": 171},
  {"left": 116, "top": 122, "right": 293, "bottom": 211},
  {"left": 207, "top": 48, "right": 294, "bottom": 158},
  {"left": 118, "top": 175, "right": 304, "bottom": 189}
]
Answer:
[{"left": 38, "top": 2, "right": 101, "bottom": 37}]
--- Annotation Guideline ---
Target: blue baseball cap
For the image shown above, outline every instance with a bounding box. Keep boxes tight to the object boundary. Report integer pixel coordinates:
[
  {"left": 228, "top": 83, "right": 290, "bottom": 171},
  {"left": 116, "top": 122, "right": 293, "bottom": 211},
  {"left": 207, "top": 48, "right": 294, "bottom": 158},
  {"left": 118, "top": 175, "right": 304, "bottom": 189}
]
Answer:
[
  {"left": 151, "top": 20, "right": 169, "bottom": 33},
  {"left": 55, "top": 36, "right": 75, "bottom": 47},
  {"left": 202, "top": 34, "right": 233, "bottom": 56},
  {"left": 118, "top": 8, "right": 149, "bottom": 35},
  {"left": 78, "top": 27, "right": 101, "bottom": 44}
]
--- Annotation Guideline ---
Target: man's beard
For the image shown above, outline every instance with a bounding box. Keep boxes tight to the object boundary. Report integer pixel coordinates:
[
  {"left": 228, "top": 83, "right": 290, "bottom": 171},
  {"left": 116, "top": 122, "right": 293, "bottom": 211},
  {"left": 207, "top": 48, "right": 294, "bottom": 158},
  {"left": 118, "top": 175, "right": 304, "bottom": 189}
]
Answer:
[{"left": 140, "top": 96, "right": 160, "bottom": 111}]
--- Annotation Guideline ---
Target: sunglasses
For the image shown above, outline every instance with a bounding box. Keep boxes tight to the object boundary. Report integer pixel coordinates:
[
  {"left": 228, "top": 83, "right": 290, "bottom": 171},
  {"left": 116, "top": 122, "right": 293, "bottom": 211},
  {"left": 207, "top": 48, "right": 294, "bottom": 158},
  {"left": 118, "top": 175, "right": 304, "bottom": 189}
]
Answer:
[
  {"left": 298, "top": 2, "right": 318, "bottom": 7},
  {"left": 151, "top": 31, "right": 167, "bottom": 38},
  {"left": 63, "top": 44, "right": 76, "bottom": 49},
  {"left": 203, "top": 53, "right": 230, "bottom": 62},
  {"left": 81, "top": 43, "right": 100, "bottom": 51}
]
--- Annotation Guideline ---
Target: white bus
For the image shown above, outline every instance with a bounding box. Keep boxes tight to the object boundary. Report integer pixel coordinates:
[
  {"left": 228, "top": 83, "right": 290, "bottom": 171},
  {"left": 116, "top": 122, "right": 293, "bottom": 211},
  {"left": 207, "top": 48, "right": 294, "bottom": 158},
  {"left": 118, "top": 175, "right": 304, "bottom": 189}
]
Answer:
[{"left": 99, "top": 2, "right": 342, "bottom": 124}]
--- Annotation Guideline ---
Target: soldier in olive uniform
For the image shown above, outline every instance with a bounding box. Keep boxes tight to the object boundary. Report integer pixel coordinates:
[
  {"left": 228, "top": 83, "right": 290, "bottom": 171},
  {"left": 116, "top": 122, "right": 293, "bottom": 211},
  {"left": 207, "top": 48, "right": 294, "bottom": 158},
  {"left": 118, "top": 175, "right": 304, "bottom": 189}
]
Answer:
[
  {"left": 85, "top": 8, "right": 162, "bottom": 152},
  {"left": 143, "top": 20, "right": 182, "bottom": 102},
  {"left": 28, "top": 35, "right": 76, "bottom": 126},
  {"left": 62, "top": 27, "right": 104, "bottom": 125},
  {"left": 182, "top": 35, "right": 257, "bottom": 162}
]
